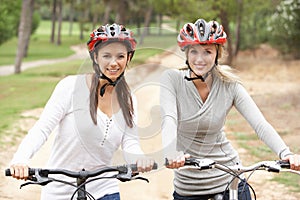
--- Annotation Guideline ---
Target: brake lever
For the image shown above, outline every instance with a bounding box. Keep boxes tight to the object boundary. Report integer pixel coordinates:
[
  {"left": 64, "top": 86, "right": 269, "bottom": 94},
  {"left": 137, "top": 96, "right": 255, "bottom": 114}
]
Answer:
[
  {"left": 20, "top": 169, "right": 53, "bottom": 189},
  {"left": 116, "top": 165, "right": 134, "bottom": 182},
  {"left": 20, "top": 179, "right": 52, "bottom": 189},
  {"left": 116, "top": 165, "right": 150, "bottom": 183},
  {"left": 131, "top": 176, "right": 149, "bottom": 183}
]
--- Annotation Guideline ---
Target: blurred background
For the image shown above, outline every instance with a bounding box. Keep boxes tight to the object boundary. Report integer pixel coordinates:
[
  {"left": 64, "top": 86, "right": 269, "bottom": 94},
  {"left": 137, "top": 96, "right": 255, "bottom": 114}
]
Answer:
[{"left": 0, "top": 0, "right": 299, "bottom": 199}]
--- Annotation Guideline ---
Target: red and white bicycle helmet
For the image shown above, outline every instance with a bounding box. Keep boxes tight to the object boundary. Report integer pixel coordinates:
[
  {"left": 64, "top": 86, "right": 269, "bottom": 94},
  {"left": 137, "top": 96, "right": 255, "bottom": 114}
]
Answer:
[
  {"left": 177, "top": 19, "right": 227, "bottom": 51},
  {"left": 87, "top": 23, "right": 137, "bottom": 54}
]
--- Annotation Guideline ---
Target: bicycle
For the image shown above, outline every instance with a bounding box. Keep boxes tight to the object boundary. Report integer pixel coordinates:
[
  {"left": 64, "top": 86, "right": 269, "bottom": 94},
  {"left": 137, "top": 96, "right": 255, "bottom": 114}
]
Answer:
[
  {"left": 5, "top": 163, "right": 157, "bottom": 200},
  {"left": 165, "top": 157, "right": 300, "bottom": 200}
]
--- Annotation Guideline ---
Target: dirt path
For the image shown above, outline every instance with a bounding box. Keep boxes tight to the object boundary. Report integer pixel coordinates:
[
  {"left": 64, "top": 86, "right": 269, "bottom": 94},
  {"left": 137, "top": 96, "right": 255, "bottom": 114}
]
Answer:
[
  {"left": 0, "top": 45, "right": 88, "bottom": 76},
  {"left": 1, "top": 44, "right": 300, "bottom": 199}
]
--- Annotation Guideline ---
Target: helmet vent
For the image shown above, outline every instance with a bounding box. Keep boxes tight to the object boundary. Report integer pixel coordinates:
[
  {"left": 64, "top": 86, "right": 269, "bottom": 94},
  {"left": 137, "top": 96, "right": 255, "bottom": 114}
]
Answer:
[
  {"left": 186, "top": 24, "right": 194, "bottom": 37},
  {"left": 199, "top": 24, "right": 204, "bottom": 37}
]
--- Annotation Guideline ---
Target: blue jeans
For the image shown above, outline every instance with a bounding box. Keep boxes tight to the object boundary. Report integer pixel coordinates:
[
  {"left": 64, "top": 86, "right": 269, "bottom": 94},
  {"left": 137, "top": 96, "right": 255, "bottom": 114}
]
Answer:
[
  {"left": 97, "top": 192, "right": 120, "bottom": 200},
  {"left": 173, "top": 180, "right": 252, "bottom": 200}
]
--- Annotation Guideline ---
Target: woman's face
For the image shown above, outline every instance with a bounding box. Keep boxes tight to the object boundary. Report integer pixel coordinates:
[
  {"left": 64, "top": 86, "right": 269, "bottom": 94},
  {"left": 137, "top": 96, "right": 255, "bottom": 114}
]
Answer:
[
  {"left": 95, "top": 42, "right": 129, "bottom": 81},
  {"left": 187, "top": 44, "right": 217, "bottom": 76}
]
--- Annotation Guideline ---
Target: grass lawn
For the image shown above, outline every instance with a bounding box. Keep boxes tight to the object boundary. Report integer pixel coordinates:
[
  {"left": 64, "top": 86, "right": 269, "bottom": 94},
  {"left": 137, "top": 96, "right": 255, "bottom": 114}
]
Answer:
[
  {"left": 0, "top": 60, "right": 81, "bottom": 139},
  {"left": 0, "top": 20, "right": 177, "bottom": 140}
]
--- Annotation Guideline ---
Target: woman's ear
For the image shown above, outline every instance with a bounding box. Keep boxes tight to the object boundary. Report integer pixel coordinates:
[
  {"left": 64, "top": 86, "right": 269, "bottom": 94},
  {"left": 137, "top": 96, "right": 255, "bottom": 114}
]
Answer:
[
  {"left": 93, "top": 52, "right": 98, "bottom": 64},
  {"left": 128, "top": 52, "right": 134, "bottom": 61}
]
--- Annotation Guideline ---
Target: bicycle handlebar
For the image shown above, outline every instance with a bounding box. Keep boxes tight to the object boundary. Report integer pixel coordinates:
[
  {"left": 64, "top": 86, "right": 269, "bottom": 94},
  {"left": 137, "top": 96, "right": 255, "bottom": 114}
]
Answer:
[
  {"left": 165, "top": 157, "right": 296, "bottom": 174},
  {"left": 5, "top": 163, "right": 157, "bottom": 199},
  {"left": 5, "top": 163, "right": 158, "bottom": 178}
]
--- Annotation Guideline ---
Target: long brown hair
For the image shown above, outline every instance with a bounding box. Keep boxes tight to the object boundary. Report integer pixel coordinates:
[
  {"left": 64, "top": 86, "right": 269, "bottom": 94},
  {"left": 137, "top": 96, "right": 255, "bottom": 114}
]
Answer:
[{"left": 89, "top": 41, "right": 134, "bottom": 128}]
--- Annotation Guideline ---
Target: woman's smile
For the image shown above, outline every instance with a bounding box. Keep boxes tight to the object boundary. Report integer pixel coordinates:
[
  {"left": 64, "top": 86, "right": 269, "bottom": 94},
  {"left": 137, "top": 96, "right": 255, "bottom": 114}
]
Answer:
[{"left": 95, "top": 42, "right": 128, "bottom": 80}]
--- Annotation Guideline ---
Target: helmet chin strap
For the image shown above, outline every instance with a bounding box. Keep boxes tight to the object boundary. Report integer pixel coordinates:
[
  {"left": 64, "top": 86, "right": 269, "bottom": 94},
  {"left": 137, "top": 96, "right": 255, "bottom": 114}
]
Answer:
[
  {"left": 97, "top": 71, "right": 124, "bottom": 97},
  {"left": 184, "top": 45, "right": 219, "bottom": 82},
  {"left": 184, "top": 61, "right": 215, "bottom": 82}
]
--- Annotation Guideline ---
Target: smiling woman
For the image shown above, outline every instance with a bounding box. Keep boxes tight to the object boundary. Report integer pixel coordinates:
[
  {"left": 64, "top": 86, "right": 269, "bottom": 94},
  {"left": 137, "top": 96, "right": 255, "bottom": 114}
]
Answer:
[
  {"left": 95, "top": 42, "right": 128, "bottom": 79},
  {"left": 160, "top": 18, "right": 300, "bottom": 200},
  {"left": 8, "top": 23, "right": 155, "bottom": 200}
]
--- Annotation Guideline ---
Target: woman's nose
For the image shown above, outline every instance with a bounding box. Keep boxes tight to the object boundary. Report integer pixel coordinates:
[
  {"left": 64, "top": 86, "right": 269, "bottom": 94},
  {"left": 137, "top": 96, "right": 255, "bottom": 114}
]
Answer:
[
  {"left": 195, "top": 55, "right": 205, "bottom": 63},
  {"left": 110, "top": 58, "right": 117, "bottom": 66}
]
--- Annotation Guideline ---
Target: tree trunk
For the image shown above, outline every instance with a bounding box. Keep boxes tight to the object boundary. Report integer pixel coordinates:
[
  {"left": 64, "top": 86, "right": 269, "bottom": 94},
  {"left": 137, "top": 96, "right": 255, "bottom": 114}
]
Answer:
[
  {"left": 56, "top": 0, "right": 63, "bottom": 45},
  {"left": 115, "top": 0, "right": 127, "bottom": 24},
  {"left": 139, "top": 6, "right": 153, "bottom": 45},
  {"left": 158, "top": 13, "right": 162, "bottom": 35},
  {"left": 23, "top": 1, "right": 34, "bottom": 58},
  {"left": 92, "top": 0, "right": 100, "bottom": 28},
  {"left": 50, "top": 0, "right": 57, "bottom": 43},
  {"left": 14, "top": 0, "right": 34, "bottom": 74},
  {"left": 69, "top": 0, "right": 74, "bottom": 36},
  {"left": 103, "top": 0, "right": 112, "bottom": 24},
  {"left": 219, "top": 10, "right": 233, "bottom": 65},
  {"left": 233, "top": 0, "right": 243, "bottom": 56}
]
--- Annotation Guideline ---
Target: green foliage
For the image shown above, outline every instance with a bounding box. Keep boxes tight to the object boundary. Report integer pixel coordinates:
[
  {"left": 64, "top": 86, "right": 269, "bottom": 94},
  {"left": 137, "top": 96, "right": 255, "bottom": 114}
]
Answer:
[
  {"left": 0, "top": 60, "right": 81, "bottom": 135},
  {"left": 268, "top": 0, "right": 300, "bottom": 58},
  {"left": 0, "top": 34, "right": 84, "bottom": 66},
  {"left": 31, "top": 12, "right": 41, "bottom": 34},
  {"left": 0, "top": 0, "right": 22, "bottom": 45},
  {"left": 0, "top": 19, "right": 87, "bottom": 66},
  {"left": 238, "top": 0, "right": 277, "bottom": 50},
  {"left": 272, "top": 173, "right": 300, "bottom": 192},
  {"left": 0, "top": 0, "right": 40, "bottom": 46}
]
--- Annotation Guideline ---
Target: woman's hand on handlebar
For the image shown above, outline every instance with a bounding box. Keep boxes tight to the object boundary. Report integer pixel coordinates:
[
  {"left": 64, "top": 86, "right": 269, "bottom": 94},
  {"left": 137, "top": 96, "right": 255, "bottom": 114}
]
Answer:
[
  {"left": 283, "top": 154, "right": 300, "bottom": 171},
  {"left": 136, "top": 157, "right": 156, "bottom": 173},
  {"left": 9, "top": 164, "right": 29, "bottom": 180},
  {"left": 165, "top": 152, "right": 190, "bottom": 169}
]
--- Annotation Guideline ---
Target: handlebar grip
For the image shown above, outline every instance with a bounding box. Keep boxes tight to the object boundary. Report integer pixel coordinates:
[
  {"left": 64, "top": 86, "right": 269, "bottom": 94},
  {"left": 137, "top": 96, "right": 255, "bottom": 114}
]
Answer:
[
  {"left": 5, "top": 169, "right": 11, "bottom": 176},
  {"left": 5, "top": 168, "right": 36, "bottom": 176},
  {"left": 130, "top": 162, "right": 158, "bottom": 171},
  {"left": 165, "top": 157, "right": 195, "bottom": 166},
  {"left": 184, "top": 158, "right": 197, "bottom": 166},
  {"left": 277, "top": 160, "right": 290, "bottom": 169}
]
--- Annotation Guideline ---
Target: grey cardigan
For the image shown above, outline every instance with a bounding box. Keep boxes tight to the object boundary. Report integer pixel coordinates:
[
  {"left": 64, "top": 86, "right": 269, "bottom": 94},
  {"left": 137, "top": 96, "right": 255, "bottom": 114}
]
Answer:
[{"left": 160, "top": 68, "right": 292, "bottom": 196}]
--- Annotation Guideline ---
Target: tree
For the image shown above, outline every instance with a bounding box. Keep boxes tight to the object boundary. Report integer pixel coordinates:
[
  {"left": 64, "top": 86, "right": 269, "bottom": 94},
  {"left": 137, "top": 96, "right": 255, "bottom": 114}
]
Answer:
[
  {"left": 0, "top": 0, "right": 22, "bottom": 46},
  {"left": 50, "top": 0, "right": 57, "bottom": 43},
  {"left": 269, "top": 0, "right": 300, "bottom": 59},
  {"left": 115, "top": 0, "right": 128, "bottom": 24},
  {"left": 103, "top": 0, "right": 113, "bottom": 24},
  {"left": 56, "top": 0, "right": 63, "bottom": 45},
  {"left": 68, "top": 0, "right": 75, "bottom": 36},
  {"left": 233, "top": 0, "right": 243, "bottom": 56},
  {"left": 14, "top": 0, "right": 35, "bottom": 74}
]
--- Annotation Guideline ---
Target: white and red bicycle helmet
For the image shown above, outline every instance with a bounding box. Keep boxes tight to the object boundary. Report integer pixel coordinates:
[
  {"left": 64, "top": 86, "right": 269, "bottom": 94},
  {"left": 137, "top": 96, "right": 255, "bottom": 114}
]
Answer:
[
  {"left": 177, "top": 19, "right": 227, "bottom": 51},
  {"left": 87, "top": 23, "right": 137, "bottom": 56}
]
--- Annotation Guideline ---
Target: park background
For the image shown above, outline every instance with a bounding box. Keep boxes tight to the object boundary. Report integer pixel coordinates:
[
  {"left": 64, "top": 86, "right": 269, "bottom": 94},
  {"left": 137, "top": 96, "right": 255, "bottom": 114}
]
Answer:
[{"left": 0, "top": 0, "right": 299, "bottom": 199}]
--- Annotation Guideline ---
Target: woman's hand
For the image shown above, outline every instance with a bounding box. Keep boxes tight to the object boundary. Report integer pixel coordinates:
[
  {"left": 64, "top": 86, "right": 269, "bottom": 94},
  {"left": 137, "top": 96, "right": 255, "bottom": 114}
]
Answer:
[
  {"left": 283, "top": 154, "right": 300, "bottom": 171},
  {"left": 165, "top": 152, "right": 190, "bottom": 169},
  {"left": 136, "top": 157, "right": 155, "bottom": 173},
  {"left": 10, "top": 164, "right": 29, "bottom": 180}
]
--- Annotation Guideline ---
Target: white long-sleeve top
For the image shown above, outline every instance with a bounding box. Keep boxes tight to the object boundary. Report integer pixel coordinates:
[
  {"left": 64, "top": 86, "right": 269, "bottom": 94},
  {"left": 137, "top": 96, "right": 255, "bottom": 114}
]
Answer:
[{"left": 10, "top": 74, "right": 144, "bottom": 200}]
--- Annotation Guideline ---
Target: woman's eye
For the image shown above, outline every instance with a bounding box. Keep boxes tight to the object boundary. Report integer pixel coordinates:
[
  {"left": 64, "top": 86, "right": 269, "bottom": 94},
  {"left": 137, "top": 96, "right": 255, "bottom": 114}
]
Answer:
[
  {"left": 204, "top": 50, "right": 212, "bottom": 55},
  {"left": 118, "top": 54, "right": 126, "bottom": 59},
  {"left": 190, "top": 50, "right": 198, "bottom": 54}
]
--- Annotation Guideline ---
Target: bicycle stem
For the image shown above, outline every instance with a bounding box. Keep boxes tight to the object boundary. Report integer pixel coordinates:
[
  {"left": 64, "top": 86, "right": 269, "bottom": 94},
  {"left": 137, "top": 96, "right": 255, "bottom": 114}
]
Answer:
[{"left": 229, "top": 178, "right": 239, "bottom": 200}]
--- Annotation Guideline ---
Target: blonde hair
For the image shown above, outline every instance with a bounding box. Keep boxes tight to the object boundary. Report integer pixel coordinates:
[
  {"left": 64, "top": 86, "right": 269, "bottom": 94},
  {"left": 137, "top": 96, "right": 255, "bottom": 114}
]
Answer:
[{"left": 183, "top": 44, "right": 241, "bottom": 83}]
